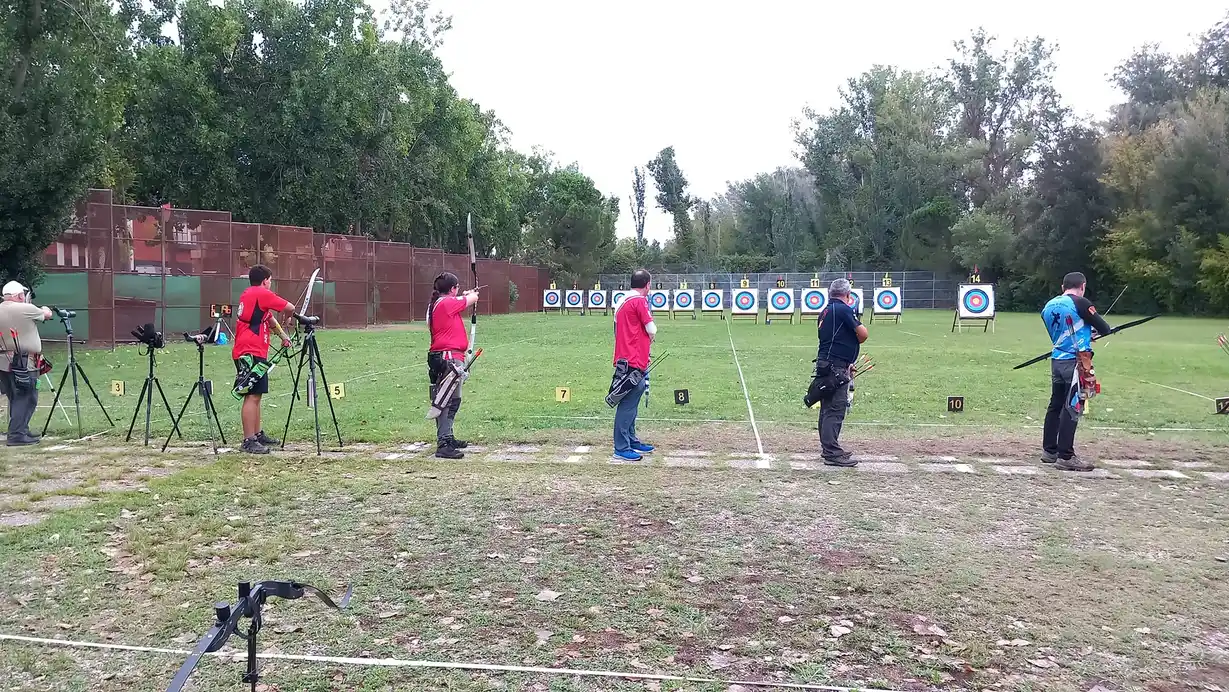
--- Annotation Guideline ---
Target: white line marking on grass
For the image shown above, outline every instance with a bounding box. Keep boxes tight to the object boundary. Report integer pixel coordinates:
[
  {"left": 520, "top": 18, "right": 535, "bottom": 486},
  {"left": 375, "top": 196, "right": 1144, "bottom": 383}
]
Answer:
[
  {"left": 990, "top": 349, "right": 1012, "bottom": 355},
  {"left": 725, "top": 318, "right": 766, "bottom": 464},
  {"left": 1136, "top": 380, "right": 1214, "bottom": 401},
  {"left": 900, "top": 330, "right": 923, "bottom": 338},
  {"left": 520, "top": 414, "right": 1226, "bottom": 433},
  {"left": 0, "top": 633, "right": 906, "bottom": 692}
]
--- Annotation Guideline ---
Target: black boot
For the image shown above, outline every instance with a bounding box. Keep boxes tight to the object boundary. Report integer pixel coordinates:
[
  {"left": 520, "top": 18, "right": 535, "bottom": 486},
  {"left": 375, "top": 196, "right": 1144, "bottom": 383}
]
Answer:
[
  {"left": 445, "top": 436, "right": 468, "bottom": 449},
  {"left": 435, "top": 442, "right": 464, "bottom": 459}
]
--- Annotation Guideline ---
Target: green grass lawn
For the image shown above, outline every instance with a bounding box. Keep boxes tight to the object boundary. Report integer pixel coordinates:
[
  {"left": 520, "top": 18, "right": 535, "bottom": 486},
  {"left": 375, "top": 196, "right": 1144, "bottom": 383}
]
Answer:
[
  {"left": 2, "top": 310, "right": 1229, "bottom": 692},
  {"left": 18, "top": 309, "right": 1229, "bottom": 449}
]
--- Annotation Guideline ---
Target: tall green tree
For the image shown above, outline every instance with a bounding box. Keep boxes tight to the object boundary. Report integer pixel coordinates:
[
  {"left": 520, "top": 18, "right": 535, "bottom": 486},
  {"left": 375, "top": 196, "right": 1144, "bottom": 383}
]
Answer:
[
  {"left": 646, "top": 146, "right": 696, "bottom": 263},
  {"left": 1, "top": 0, "right": 130, "bottom": 285}
]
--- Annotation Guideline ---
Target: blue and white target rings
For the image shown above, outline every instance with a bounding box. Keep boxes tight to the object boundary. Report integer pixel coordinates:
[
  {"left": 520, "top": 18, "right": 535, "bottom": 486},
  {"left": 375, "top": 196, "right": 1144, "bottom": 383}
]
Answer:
[
  {"left": 675, "top": 292, "right": 693, "bottom": 308},
  {"left": 771, "top": 292, "right": 791, "bottom": 310},
  {"left": 849, "top": 293, "right": 862, "bottom": 312},
  {"left": 589, "top": 292, "right": 606, "bottom": 307},
  {"left": 963, "top": 288, "right": 990, "bottom": 314},
  {"left": 802, "top": 290, "right": 826, "bottom": 312},
  {"left": 734, "top": 291, "right": 755, "bottom": 310},
  {"left": 544, "top": 291, "right": 560, "bottom": 306},
  {"left": 876, "top": 291, "right": 898, "bottom": 310},
  {"left": 649, "top": 292, "right": 669, "bottom": 309},
  {"left": 703, "top": 292, "right": 722, "bottom": 308},
  {"left": 565, "top": 291, "right": 582, "bottom": 307}
]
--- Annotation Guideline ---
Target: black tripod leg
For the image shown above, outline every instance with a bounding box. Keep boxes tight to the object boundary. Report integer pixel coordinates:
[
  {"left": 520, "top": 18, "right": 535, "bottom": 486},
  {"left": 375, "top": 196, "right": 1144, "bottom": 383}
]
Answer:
[
  {"left": 69, "top": 361, "right": 84, "bottom": 439},
  {"left": 281, "top": 346, "right": 309, "bottom": 449},
  {"left": 162, "top": 383, "right": 197, "bottom": 452},
  {"left": 126, "top": 378, "right": 152, "bottom": 442},
  {"left": 310, "top": 351, "right": 321, "bottom": 456},
  {"left": 75, "top": 365, "right": 114, "bottom": 426},
  {"left": 313, "top": 342, "right": 343, "bottom": 447},
  {"left": 204, "top": 387, "right": 226, "bottom": 449},
  {"left": 41, "top": 366, "right": 72, "bottom": 436},
  {"left": 154, "top": 378, "right": 183, "bottom": 440}
]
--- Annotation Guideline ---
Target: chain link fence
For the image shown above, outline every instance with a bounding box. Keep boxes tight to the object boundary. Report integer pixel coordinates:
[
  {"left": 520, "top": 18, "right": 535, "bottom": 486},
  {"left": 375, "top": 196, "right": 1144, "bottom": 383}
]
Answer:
[
  {"left": 596, "top": 271, "right": 961, "bottom": 309},
  {"left": 34, "top": 189, "right": 549, "bottom": 347}
]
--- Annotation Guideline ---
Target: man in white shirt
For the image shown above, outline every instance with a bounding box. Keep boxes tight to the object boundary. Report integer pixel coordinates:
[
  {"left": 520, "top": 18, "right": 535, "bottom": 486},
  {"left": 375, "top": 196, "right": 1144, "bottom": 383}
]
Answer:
[{"left": 0, "top": 281, "right": 52, "bottom": 446}]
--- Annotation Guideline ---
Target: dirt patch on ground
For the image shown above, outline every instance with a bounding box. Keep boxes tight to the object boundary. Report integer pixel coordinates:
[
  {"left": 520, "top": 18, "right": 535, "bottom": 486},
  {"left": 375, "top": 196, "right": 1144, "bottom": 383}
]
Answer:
[
  {"left": 1149, "top": 662, "right": 1229, "bottom": 691},
  {"left": 0, "top": 511, "right": 42, "bottom": 527}
]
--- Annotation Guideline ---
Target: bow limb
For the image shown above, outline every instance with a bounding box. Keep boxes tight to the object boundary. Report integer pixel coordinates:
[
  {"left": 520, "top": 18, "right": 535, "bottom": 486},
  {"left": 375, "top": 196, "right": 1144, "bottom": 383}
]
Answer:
[{"left": 466, "top": 214, "right": 478, "bottom": 361}]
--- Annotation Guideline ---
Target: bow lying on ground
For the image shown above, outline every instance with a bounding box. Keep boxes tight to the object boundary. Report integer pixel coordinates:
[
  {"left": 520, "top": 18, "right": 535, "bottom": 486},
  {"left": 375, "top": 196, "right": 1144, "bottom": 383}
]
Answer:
[
  {"left": 166, "top": 580, "right": 351, "bottom": 692},
  {"left": 1012, "top": 315, "right": 1160, "bottom": 370},
  {"left": 1218, "top": 333, "right": 1229, "bottom": 357}
]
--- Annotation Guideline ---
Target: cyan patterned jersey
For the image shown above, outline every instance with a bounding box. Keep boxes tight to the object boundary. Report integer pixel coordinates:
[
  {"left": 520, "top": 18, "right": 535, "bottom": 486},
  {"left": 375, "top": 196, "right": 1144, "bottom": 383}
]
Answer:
[{"left": 1041, "top": 294, "right": 1091, "bottom": 361}]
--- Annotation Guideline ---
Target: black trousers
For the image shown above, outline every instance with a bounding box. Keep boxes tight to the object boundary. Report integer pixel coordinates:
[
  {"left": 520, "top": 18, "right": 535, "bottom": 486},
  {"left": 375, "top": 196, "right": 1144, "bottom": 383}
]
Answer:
[{"left": 1043, "top": 359, "right": 1078, "bottom": 459}]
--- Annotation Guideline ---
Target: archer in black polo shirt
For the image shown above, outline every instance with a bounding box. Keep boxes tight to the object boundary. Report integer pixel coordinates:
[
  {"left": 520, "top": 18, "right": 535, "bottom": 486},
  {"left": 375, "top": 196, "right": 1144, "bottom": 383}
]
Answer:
[{"left": 814, "top": 278, "right": 868, "bottom": 466}]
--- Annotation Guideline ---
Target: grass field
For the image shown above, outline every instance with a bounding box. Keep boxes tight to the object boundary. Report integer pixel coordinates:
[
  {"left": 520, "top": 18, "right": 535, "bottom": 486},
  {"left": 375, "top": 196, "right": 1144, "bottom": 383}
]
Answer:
[
  {"left": 2, "top": 309, "right": 1229, "bottom": 691},
  {"left": 14, "top": 308, "right": 1229, "bottom": 450}
]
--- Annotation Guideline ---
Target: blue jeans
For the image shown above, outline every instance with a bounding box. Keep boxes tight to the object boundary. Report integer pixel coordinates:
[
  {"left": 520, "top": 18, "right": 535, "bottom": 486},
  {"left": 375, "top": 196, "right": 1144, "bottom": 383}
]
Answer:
[{"left": 613, "top": 377, "right": 646, "bottom": 452}]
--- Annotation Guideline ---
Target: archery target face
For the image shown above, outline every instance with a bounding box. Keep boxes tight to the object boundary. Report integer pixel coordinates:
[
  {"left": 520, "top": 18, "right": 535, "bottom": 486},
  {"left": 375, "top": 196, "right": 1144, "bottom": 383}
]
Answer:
[
  {"left": 801, "top": 288, "right": 827, "bottom": 313},
  {"left": 958, "top": 284, "right": 995, "bottom": 318},
  {"left": 702, "top": 289, "right": 723, "bottom": 311},
  {"left": 649, "top": 290, "right": 670, "bottom": 310},
  {"left": 732, "top": 289, "right": 758, "bottom": 314},
  {"left": 673, "top": 290, "right": 694, "bottom": 309},
  {"left": 565, "top": 290, "right": 583, "bottom": 307},
  {"left": 849, "top": 288, "right": 864, "bottom": 315},
  {"left": 611, "top": 290, "right": 628, "bottom": 307},
  {"left": 543, "top": 290, "right": 561, "bottom": 308},
  {"left": 873, "top": 287, "right": 902, "bottom": 315},
  {"left": 588, "top": 290, "right": 606, "bottom": 308},
  {"left": 767, "top": 288, "right": 795, "bottom": 313}
]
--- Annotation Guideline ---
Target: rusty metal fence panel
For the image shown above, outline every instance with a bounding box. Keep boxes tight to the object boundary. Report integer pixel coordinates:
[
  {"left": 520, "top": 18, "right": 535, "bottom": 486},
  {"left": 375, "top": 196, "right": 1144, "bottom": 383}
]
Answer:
[{"left": 37, "top": 190, "right": 549, "bottom": 347}]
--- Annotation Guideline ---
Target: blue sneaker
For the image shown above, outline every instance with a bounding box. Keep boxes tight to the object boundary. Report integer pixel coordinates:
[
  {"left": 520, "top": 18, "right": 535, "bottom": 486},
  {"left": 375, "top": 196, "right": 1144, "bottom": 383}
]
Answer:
[
  {"left": 613, "top": 449, "right": 643, "bottom": 461},
  {"left": 631, "top": 441, "right": 655, "bottom": 454}
]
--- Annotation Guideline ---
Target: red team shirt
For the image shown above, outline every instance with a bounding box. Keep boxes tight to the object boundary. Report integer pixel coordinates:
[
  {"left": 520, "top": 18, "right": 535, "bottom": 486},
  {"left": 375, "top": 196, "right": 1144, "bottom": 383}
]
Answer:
[
  {"left": 613, "top": 294, "right": 653, "bottom": 370},
  {"left": 429, "top": 295, "right": 469, "bottom": 353},
  {"left": 233, "top": 285, "right": 290, "bottom": 360}
]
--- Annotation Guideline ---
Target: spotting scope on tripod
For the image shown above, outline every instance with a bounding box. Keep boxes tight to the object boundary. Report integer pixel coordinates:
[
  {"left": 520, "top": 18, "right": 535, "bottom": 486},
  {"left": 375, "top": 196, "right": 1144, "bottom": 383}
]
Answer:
[
  {"left": 41, "top": 307, "right": 114, "bottom": 439},
  {"left": 280, "top": 312, "right": 342, "bottom": 455}
]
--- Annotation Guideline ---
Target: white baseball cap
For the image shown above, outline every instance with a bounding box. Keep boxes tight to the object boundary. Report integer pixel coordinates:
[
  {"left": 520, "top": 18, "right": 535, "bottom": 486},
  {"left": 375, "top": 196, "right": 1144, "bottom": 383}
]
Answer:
[{"left": 2, "top": 280, "right": 28, "bottom": 297}]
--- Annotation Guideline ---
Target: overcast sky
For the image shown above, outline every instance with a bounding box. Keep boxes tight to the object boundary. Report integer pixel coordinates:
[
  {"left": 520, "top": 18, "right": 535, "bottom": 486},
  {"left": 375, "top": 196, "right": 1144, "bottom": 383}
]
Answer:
[{"left": 427, "top": 1, "right": 1225, "bottom": 243}]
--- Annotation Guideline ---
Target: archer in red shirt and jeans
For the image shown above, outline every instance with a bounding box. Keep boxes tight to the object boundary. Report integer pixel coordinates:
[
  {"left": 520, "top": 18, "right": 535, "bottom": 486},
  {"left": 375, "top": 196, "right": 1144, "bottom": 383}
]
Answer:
[
  {"left": 427, "top": 272, "right": 479, "bottom": 459},
  {"left": 611, "top": 269, "right": 657, "bottom": 461},
  {"left": 233, "top": 265, "right": 295, "bottom": 454}
]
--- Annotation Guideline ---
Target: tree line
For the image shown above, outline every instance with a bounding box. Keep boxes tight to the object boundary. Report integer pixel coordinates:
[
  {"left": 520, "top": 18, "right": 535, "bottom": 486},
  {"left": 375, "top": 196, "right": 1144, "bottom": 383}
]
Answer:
[
  {"left": 2, "top": 0, "right": 618, "bottom": 286},
  {"left": 614, "top": 15, "right": 1229, "bottom": 314}
]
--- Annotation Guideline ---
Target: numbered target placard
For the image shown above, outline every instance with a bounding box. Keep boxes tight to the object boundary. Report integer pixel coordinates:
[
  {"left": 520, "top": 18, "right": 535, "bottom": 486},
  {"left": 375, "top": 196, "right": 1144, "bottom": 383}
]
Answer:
[
  {"left": 587, "top": 290, "right": 607, "bottom": 309},
  {"left": 701, "top": 289, "right": 724, "bottom": 311},
  {"left": 767, "top": 288, "right": 795, "bottom": 314},
  {"left": 800, "top": 288, "right": 828, "bottom": 314},
  {"left": 564, "top": 289, "right": 585, "bottom": 309},
  {"left": 672, "top": 289, "right": 695, "bottom": 311},
  {"left": 849, "top": 288, "right": 865, "bottom": 316},
  {"left": 873, "top": 287, "right": 902, "bottom": 315},
  {"left": 648, "top": 290, "right": 671, "bottom": 312},
  {"left": 611, "top": 290, "right": 629, "bottom": 308},
  {"left": 543, "top": 289, "right": 561, "bottom": 309},
  {"left": 731, "top": 289, "right": 758, "bottom": 315},
  {"left": 957, "top": 284, "right": 996, "bottom": 319}
]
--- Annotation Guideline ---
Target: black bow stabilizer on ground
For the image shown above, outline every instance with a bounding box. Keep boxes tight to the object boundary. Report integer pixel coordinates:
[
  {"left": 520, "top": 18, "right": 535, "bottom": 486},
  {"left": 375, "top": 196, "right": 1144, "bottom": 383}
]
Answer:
[{"left": 1011, "top": 315, "right": 1160, "bottom": 370}]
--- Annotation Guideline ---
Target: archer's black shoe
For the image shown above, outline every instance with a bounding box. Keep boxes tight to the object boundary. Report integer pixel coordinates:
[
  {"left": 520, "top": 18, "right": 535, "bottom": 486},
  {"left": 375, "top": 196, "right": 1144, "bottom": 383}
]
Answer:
[
  {"left": 256, "top": 430, "right": 281, "bottom": 446},
  {"left": 822, "top": 454, "right": 858, "bottom": 468},
  {"left": 241, "top": 436, "right": 271, "bottom": 455},
  {"left": 445, "top": 436, "right": 468, "bottom": 449},
  {"left": 435, "top": 444, "right": 464, "bottom": 460}
]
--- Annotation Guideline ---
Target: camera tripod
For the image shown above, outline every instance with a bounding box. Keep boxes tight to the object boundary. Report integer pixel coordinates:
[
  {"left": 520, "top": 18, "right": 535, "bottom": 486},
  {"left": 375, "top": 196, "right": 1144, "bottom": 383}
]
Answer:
[
  {"left": 163, "top": 339, "right": 225, "bottom": 454},
  {"left": 126, "top": 346, "right": 182, "bottom": 446},
  {"left": 280, "top": 317, "right": 342, "bottom": 455},
  {"left": 41, "top": 312, "right": 114, "bottom": 439}
]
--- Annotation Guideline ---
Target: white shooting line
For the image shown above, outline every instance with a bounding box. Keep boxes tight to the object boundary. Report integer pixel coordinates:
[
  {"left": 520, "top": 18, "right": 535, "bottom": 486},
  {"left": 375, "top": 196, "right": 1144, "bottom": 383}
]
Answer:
[
  {"left": 725, "top": 317, "right": 767, "bottom": 464},
  {"left": 1136, "top": 379, "right": 1215, "bottom": 401},
  {"left": 0, "top": 633, "right": 905, "bottom": 692}
]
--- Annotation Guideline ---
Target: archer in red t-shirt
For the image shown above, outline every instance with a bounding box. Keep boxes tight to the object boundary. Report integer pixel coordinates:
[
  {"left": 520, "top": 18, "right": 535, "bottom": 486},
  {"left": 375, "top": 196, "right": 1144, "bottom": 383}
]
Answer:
[
  {"left": 232, "top": 265, "right": 295, "bottom": 454},
  {"left": 426, "top": 272, "right": 479, "bottom": 459},
  {"left": 611, "top": 270, "right": 657, "bottom": 461}
]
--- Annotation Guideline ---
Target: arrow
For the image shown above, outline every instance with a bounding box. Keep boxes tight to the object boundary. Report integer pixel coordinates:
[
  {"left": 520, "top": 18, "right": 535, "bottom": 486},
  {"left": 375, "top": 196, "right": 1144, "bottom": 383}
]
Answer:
[{"left": 1012, "top": 314, "right": 1159, "bottom": 370}]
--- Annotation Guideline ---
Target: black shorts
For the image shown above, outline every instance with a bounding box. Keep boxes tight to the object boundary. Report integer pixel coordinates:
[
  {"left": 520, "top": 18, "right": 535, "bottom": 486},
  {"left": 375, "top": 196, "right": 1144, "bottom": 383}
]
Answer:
[{"left": 234, "top": 357, "right": 270, "bottom": 396}]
